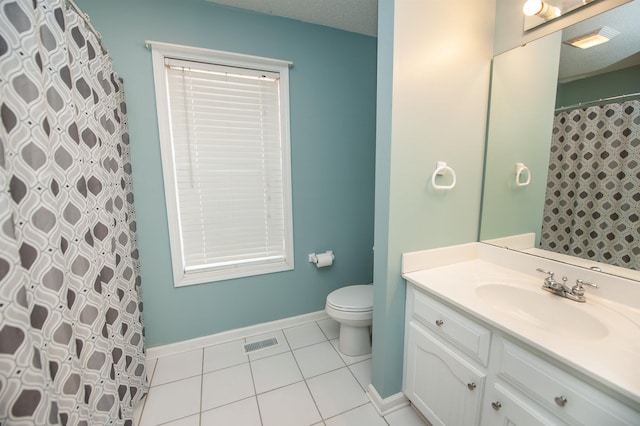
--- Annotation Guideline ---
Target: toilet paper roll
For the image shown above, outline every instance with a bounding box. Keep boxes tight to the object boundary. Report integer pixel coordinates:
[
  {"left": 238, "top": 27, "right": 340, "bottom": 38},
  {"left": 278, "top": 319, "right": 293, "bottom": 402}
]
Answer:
[{"left": 314, "top": 252, "right": 334, "bottom": 268}]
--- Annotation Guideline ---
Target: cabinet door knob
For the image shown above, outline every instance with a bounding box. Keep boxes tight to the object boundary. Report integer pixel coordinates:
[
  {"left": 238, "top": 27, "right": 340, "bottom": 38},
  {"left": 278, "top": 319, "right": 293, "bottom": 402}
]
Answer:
[
  {"left": 435, "top": 319, "right": 444, "bottom": 326},
  {"left": 467, "top": 382, "right": 476, "bottom": 391},
  {"left": 554, "top": 396, "right": 567, "bottom": 407},
  {"left": 491, "top": 401, "right": 502, "bottom": 411}
]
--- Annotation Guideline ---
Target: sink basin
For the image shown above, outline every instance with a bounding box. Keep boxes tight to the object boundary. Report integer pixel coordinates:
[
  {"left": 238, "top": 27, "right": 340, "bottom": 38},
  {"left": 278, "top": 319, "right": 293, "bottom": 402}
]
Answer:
[{"left": 475, "top": 283, "right": 609, "bottom": 340}]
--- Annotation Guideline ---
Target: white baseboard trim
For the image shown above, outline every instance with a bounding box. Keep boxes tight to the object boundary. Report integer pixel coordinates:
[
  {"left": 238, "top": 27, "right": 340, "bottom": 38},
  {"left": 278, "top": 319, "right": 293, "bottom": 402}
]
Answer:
[
  {"left": 146, "top": 310, "right": 329, "bottom": 359},
  {"left": 367, "top": 384, "right": 410, "bottom": 416}
]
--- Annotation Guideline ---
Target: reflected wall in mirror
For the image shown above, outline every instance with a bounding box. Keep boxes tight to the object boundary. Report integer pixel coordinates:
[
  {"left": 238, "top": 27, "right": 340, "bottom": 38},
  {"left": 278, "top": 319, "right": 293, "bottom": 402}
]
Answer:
[{"left": 480, "top": 0, "right": 640, "bottom": 281}]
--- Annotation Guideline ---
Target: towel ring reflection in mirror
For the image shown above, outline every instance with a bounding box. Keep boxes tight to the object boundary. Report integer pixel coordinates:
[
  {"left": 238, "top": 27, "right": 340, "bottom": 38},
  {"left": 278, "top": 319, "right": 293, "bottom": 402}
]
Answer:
[{"left": 515, "top": 162, "right": 531, "bottom": 187}]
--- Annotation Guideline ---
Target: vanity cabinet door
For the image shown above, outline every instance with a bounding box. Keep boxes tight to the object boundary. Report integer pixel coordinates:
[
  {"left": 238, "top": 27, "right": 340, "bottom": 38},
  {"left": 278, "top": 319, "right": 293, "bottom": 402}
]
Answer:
[
  {"left": 405, "top": 321, "right": 485, "bottom": 426},
  {"left": 498, "top": 340, "right": 640, "bottom": 425},
  {"left": 483, "top": 382, "right": 568, "bottom": 426}
]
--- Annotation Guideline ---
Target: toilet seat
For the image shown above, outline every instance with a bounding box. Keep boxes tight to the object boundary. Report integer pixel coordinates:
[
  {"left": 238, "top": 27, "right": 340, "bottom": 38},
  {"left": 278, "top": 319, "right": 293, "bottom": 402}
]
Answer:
[{"left": 326, "top": 284, "right": 373, "bottom": 312}]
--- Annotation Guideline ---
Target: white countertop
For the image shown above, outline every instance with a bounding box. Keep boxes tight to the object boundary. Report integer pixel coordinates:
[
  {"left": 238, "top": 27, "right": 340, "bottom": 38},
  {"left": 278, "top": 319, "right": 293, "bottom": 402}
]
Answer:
[{"left": 402, "top": 243, "right": 640, "bottom": 408}]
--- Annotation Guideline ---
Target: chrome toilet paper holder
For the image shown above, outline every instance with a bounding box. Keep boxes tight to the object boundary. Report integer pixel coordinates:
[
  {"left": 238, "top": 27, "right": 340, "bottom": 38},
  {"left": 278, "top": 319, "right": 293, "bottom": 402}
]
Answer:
[{"left": 308, "top": 250, "right": 335, "bottom": 267}]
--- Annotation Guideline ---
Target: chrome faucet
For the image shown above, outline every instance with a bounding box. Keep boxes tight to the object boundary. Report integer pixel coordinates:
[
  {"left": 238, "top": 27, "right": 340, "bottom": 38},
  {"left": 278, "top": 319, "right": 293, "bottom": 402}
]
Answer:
[
  {"left": 536, "top": 268, "right": 569, "bottom": 294},
  {"left": 536, "top": 268, "right": 598, "bottom": 302}
]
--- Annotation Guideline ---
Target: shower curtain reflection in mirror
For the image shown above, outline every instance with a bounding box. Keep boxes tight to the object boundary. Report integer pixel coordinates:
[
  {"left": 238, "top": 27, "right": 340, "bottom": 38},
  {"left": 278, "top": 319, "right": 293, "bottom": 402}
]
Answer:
[{"left": 540, "top": 99, "right": 640, "bottom": 270}]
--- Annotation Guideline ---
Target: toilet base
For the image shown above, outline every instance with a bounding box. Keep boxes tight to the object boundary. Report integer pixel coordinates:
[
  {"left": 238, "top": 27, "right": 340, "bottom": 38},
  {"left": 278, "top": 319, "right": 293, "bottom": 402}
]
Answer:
[{"left": 338, "top": 324, "right": 371, "bottom": 356}]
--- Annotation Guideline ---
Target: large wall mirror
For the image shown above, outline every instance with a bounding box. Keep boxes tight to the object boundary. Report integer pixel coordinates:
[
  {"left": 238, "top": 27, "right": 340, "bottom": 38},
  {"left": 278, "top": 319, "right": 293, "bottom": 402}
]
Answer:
[{"left": 479, "top": 0, "right": 640, "bottom": 281}]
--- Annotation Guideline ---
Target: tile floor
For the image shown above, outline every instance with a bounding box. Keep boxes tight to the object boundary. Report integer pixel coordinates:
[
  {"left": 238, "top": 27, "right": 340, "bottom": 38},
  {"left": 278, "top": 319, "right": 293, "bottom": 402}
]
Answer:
[{"left": 135, "top": 317, "right": 429, "bottom": 426}]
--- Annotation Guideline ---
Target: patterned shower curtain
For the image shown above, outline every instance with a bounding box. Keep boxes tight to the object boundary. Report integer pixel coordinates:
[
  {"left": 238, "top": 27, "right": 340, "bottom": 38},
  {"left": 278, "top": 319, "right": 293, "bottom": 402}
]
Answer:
[
  {"left": 540, "top": 99, "right": 640, "bottom": 270},
  {"left": 0, "top": 0, "right": 147, "bottom": 424}
]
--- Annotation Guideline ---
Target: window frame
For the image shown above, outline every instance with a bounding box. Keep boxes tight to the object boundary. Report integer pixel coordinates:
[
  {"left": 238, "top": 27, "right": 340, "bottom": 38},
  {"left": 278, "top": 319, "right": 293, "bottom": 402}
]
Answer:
[{"left": 149, "top": 41, "right": 295, "bottom": 287}]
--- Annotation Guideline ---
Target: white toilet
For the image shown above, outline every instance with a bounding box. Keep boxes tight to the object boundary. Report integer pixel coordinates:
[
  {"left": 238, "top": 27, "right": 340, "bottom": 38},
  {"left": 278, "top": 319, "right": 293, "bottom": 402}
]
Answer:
[{"left": 325, "top": 284, "right": 373, "bottom": 356}]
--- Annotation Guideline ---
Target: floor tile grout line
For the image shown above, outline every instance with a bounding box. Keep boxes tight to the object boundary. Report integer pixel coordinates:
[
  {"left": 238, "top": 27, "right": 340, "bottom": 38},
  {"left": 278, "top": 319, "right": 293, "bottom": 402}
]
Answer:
[
  {"left": 283, "top": 326, "right": 326, "bottom": 423},
  {"left": 157, "top": 413, "right": 198, "bottom": 426},
  {"left": 250, "top": 331, "right": 310, "bottom": 397},
  {"left": 246, "top": 334, "right": 265, "bottom": 425},
  {"left": 282, "top": 320, "right": 331, "bottom": 351},
  {"left": 304, "top": 332, "right": 373, "bottom": 421},
  {"left": 280, "top": 326, "right": 296, "bottom": 355},
  {"left": 328, "top": 338, "right": 372, "bottom": 366},
  {"left": 383, "top": 411, "right": 393, "bottom": 426},
  {"left": 148, "top": 371, "right": 203, "bottom": 389},
  {"left": 297, "top": 351, "right": 348, "bottom": 381},
  {"left": 316, "top": 318, "right": 339, "bottom": 341},
  {"left": 253, "top": 377, "right": 308, "bottom": 397},
  {"left": 198, "top": 337, "right": 265, "bottom": 422},
  {"left": 321, "top": 400, "right": 372, "bottom": 423},
  {"left": 147, "top": 346, "right": 204, "bottom": 389},
  {"left": 300, "top": 326, "right": 373, "bottom": 422},
  {"left": 345, "top": 359, "right": 370, "bottom": 393},
  {"left": 300, "top": 365, "right": 325, "bottom": 423},
  {"left": 198, "top": 347, "right": 204, "bottom": 426},
  {"left": 198, "top": 395, "right": 259, "bottom": 420},
  {"left": 283, "top": 337, "right": 330, "bottom": 353},
  {"left": 291, "top": 334, "right": 347, "bottom": 380},
  {"left": 202, "top": 359, "right": 248, "bottom": 377},
  {"left": 304, "top": 366, "right": 347, "bottom": 382},
  {"left": 149, "top": 349, "right": 204, "bottom": 425}
]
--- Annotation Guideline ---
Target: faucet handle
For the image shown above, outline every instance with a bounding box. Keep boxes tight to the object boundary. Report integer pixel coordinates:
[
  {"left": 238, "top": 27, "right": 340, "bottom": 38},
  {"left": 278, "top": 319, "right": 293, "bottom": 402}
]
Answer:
[
  {"left": 571, "top": 279, "right": 598, "bottom": 299},
  {"left": 536, "top": 268, "right": 554, "bottom": 277},
  {"left": 575, "top": 279, "right": 598, "bottom": 289}
]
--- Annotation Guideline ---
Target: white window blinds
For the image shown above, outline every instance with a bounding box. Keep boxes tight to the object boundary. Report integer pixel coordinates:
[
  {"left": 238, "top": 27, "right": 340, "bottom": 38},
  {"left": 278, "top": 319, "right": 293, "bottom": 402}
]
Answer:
[{"left": 151, "top": 44, "right": 294, "bottom": 286}]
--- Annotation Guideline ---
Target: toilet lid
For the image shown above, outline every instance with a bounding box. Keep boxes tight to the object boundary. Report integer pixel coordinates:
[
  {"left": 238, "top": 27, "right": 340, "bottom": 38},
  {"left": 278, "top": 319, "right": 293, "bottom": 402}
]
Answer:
[{"left": 327, "top": 284, "right": 373, "bottom": 312}]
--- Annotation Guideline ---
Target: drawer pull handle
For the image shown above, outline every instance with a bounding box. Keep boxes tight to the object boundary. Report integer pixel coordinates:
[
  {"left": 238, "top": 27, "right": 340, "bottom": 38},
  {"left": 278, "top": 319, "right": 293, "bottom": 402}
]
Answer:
[
  {"left": 435, "top": 319, "right": 444, "bottom": 326},
  {"left": 491, "top": 401, "right": 502, "bottom": 411},
  {"left": 554, "top": 396, "right": 567, "bottom": 407},
  {"left": 467, "top": 382, "right": 476, "bottom": 391}
]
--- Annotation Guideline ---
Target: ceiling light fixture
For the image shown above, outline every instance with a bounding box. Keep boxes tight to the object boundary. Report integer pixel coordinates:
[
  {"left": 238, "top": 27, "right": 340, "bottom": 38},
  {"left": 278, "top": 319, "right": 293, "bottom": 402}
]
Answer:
[
  {"left": 523, "top": 0, "right": 561, "bottom": 20},
  {"left": 564, "top": 27, "right": 620, "bottom": 49}
]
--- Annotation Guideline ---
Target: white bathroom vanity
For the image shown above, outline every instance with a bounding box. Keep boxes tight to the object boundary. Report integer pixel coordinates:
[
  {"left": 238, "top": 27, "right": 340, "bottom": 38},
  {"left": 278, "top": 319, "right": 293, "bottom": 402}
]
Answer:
[{"left": 401, "top": 242, "right": 640, "bottom": 425}]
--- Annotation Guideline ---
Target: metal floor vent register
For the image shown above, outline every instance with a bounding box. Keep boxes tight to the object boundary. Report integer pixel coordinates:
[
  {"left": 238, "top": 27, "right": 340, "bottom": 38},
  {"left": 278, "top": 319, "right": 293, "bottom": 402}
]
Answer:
[{"left": 243, "top": 337, "right": 279, "bottom": 354}]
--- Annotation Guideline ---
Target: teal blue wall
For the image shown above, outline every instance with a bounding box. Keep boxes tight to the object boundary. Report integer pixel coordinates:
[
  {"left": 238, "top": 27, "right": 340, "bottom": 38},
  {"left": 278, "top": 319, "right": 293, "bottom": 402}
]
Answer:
[
  {"left": 556, "top": 64, "right": 640, "bottom": 108},
  {"left": 372, "top": 0, "right": 398, "bottom": 399},
  {"left": 76, "top": 0, "right": 377, "bottom": 347}
]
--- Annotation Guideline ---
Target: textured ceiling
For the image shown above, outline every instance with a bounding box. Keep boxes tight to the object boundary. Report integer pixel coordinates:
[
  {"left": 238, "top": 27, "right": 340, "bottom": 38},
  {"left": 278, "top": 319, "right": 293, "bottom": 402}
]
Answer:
[
  {"left": 559, "top": 0, "right": 640, "bottom": 82},
  {"left": 206, "top": 0, "right": 378, "bottom": 37}
]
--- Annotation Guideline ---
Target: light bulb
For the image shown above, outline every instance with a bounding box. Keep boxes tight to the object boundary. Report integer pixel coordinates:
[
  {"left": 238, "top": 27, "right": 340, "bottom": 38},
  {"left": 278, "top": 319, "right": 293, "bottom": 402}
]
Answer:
[
  {"left": 523, "top": 0, "right": 561, "bottom": 20},
  {"left": 523, "top": 0, "right": 544, "bottom": 16}
]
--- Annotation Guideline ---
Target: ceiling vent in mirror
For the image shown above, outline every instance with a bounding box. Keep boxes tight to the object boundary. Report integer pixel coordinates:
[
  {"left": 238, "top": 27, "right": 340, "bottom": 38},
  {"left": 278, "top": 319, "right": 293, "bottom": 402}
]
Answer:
[{"left": 564, "top": 26, "right": 620, "bottom": 49}]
